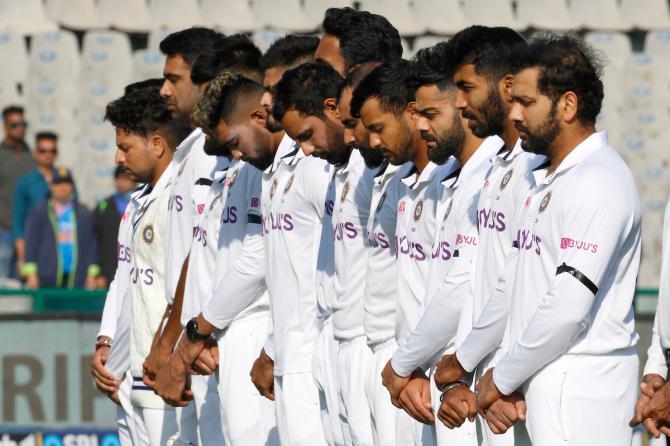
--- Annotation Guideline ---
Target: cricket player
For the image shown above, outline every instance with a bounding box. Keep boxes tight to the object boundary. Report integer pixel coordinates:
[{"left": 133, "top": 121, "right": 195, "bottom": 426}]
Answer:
[
  {"left": 352, "top": 60, "right": 458, "bottom": 445},
  {"left": 476, "top": 36, "right": 641, "bottom": 446},
  {"left": 104, "top": 78, "right": 189, "bottom": 445}
]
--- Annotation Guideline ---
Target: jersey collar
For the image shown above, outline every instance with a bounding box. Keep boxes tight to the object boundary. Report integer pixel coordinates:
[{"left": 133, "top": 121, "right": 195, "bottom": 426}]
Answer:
[
  {"left": 335, "top": 148, "right": 364, "bottom": 177},
  {"left": 401, "top": 160, "right": 440, "bottom": 190},
  {"left": 451, "top": 135, "right": 504, "bottom": 188},
  {"left": 267, "top": 133, "right": 298, "bottom": 174},
  {"left": 542, "top": 131, "right": 606, "bottom": 185},
  {"left": 177, "top": 127, "right": 203, "bottom": 152}
]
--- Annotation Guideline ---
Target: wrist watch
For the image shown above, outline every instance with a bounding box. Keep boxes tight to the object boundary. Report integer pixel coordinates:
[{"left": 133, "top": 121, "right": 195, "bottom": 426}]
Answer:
[{"left": 186, "top": 317, "right": 209, "bottom": 342}]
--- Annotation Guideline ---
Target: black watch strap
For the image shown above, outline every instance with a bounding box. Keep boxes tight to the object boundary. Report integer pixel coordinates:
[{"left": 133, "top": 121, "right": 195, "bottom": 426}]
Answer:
[{"left": 186, "top": 318, "right": 209, "bottom": 342}]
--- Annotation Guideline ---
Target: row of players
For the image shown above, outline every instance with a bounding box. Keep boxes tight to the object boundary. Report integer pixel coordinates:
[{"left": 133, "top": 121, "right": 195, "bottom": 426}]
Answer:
[{"left": 90, "top": 7, "right": 666, "bottom": 446}]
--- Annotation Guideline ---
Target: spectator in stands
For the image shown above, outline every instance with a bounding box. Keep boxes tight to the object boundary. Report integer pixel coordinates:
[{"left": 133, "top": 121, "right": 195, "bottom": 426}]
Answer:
[
  {"left": 93, "top": 166, "right": 136, "bottom": 288},
  {"left": 12, "top": 131, "right": 59, "bottom": 273},
  {"left": 23, "top": 167, "right": 99, "bottom": 290},
  {"left": 0, "top": 105, "right": 35, "bottom": 279}
]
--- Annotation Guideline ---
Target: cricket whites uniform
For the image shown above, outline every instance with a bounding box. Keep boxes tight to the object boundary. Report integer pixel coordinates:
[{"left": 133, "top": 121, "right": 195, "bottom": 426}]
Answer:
[
  {"left": 363, "top": 160, "right": 412, "bottom": 446},
  {"left": 262, "top": 135, "right": 331, "bottom": 446},
  {"left": 394, "top": 159, "right": 458, "bottom": 446},
  {"left": 184, "top": 157, "right": 276, "bottom": 445},
  {"left": 455, "top": 140, "right": 544, "bottom": 446},
  {"left": 128, "top": 165, "right": 177, "bottom": 445},
  {"left": 493, "top": 131, "right": 641, "bottom": 445},
  {"left": 392, "top": 136, "right": 502, "bottom": 446},
  {"left": 330, "top": 149, "right": 376, "bottom": 445}
]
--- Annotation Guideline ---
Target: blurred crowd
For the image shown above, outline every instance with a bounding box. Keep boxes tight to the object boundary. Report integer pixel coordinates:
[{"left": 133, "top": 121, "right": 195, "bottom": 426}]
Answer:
[{"left": 0, "top": 104, "right": 136, "bottom": 289}]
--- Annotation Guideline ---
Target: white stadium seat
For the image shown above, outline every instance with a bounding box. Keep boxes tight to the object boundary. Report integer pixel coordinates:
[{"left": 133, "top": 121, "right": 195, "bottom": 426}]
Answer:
[
  {"left": 147, "top": 28, "right": 180, "bottom": 53},
  {"left": 81, "top": 31, "right": 133, "bottom": 85},
  {"left": 413, "top": 35, "right": 448, "bottom": 54},
  {"left": 358, "top": 0, "right": 425, "bottom": 35},
  {"left": 621, "top": 0, "right": 670, "bottom": 30},
  {"left": 515, "top": 0, "right": 573, "bottom": 30},
  {"left": 78, "top": 80, "right": 126, "bottom": 113},
  {"left": 0, "top": 0, "right": 58, "bottom": 35},
  {"left": 148, "top": 0, "right": 203, "bottom": 29},
  {"left": 414, "top": 0, "right": 467, "bottom": 35},
  {"left": 584, "top": 32, "right": 632, "bottom": 66},
  {"left": 29, "top": 31, "right": 81, "bottom": 84},
  {"left": 0, "top": 76, "right": 23, "bottom": 110},
  {"left": 462, "top": 0, "right": 517, "bottom": 29},
  {"left": 255, "top": 0, "right": 317, "bottom": 32},
  {"left": 45, "top": 0, "right": 107, "bottom": 30},
  {"left": 645, "top": 30, "right": 670, "bottom": 62},
  {"left": 200, "top": 0, "right": 259, "bottom": 31},
  {"left": 132, "top": 50, "right": 165, "bottom": 82},
  {"left": 401, "top": 38, "right": 414, "bottom": 59},
  {"left": 98, "top": 0, "right": 152, "bottom": 32},
  {"left": 569, "top": 0, "right": 625, "bottom": 30},
  {"left": 252, "top": 29, "right": 288, "bottom": 53},
  {"left": 0, "top": 31, "right": 28, "bottom": 87},
  {"left": 305, "top": 0, "right": 354, "bottom": 30}
]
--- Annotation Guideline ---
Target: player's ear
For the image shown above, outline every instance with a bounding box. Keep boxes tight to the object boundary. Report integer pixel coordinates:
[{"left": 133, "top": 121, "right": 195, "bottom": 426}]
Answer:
[
  {"left": 560, "top": 91, "right": 579, "bottom": 123},
  {"left": 324, "top": 98, "right": 340, "bottom": 119},
  {"left": 251, "top": 108, "right": 267, "bottom": 127},
  {"left": 500, "top": 74, "right": 514, "bottom": 102},
  {"left": 406, "top": 101, "right": 418, "bottom": 117},
  {"left": 148, "top": 133, "right": 167, "bottom": 157}
]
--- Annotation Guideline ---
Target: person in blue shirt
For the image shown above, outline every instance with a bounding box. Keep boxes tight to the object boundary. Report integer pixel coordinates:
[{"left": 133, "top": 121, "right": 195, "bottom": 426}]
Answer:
[
  {"left": 23, "top": 167, "right": 99, "bottom": 289},
  {"left": 12, "top": 131, "right": 59, "bottom": 271}
]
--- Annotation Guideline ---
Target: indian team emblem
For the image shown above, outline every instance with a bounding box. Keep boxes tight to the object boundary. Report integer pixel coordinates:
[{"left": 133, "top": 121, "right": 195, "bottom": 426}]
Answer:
[
  {"left": 443, "top": 200, "right": 453, "bottom": 221},
  {"left": 539, "top": 191, "right": 552, "bottom": 213},
  {"left": 210, "top": 193, "right": 223, "bottom": 211},
  {"left": 270, "top": 178, "right": 278, "bottom": 199},
  {"left": 142, "top": 224, "right": 154, "bottom": 244},
  {"left": 340, "top": 181, "right": 351, "bottom": 203},
  {"left": 414, "top": 199, "right": 424, "bottom": 221},
  {"left": 376, "top": 192, "right": 387, "bottom": 212},
  {"left": 500, "top": 169, "right": 514, "bottom": 190},
  {"left": 283, "top": 174, "right": 295, "bottom": 194}
]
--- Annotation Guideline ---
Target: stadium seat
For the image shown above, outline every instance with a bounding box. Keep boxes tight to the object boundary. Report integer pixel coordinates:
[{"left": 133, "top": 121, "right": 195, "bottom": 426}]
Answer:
[
  {"left": 98, "top": 0, "right": 152, "bottom": 32},
  {"left": 132, "top": 50, "right": 165, "bottom": 82},
  {"left": 645, "top": 30, "right": 670, "bottom": 62},
  {"left": 413, "top": 35, "right": 448, "bottom": 54},
  {"left": 584, "top": 32, "right": 632, "bottom": 66},
  {"left": 358, "top": 0, "right": 425, "bottom": 35},
  {"left": 401, "top": 38, "right": 414, "bottom": 59},
  {"left": 0, "top": 77, "right": 22, "bottom": 110},
  {"left": 305, "top": 0, "right": 354, "bottom": 29},
  {"left": 0, "top": 0, "right": 58, "bottom": 35},
  {"left": 620, "top": 0, "right": 670, "bottom": 30},
  {"left": 515, "top": 0, "right": 573, "bottom": 30},
  {"left": 252, "top": 29, "right": 288, "bottom": 53},
  {"left": 255, "top": 0, "right": 318, "bottom": 32},
  {"left": 0, "top": 31, "right": 28, "bottom": 87},
  {"left": 81, "top": 31, "right": 133, "bottom": 85},
  {"left": 147, "top": 28, "right": 180, "bottom": 53},
  {"left": 148, "top": 0, "right": 203, "bottom": 29},
  {"left": 414, "top": 0, "right": 467, "bottom": 35},
  {"left": 200, "top": 0, "right": 259, "bottom": 31},
  {"left": 29, "top": 31, "right": 81, "bottom": 84},
  {"left": 79, "top": 80, "right": 126, "bottom": 113},
  {"left": 462, "top": 0, "right": 517, "bottom": 29},
  {"left": 45, "top": 0, "right": 107, "bottom": 30},
  {"left": 26, "top": 108, "right": 78, "bottom": 165},
  {"left": 78, "top": 163, "right": 118, "bottom": 208},
  {"left": 569, "top": 0, "right": 625, "bottom": 30}
]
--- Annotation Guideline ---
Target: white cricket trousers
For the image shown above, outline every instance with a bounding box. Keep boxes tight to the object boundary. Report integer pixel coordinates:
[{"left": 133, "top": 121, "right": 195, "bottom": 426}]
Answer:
[
  {"left": 217, "top": 313, "right": 278, "bottom": 445},
  {"left": 275, "top": 372, "right": 328, "bottom": 446},
  {"left": 524, "top": 349, "right": 638, "bottom": 446},
  {"left": 429, "top": 366, "right": 476, "bottom": 446},
  {"left": 365, "top": 339, "right": 399, "bottom": 446},
  {"left": 116, "top": 373, "right": 138, "bottom": 446},
  {"left": 132, "top": 405, "right": 178, "bottom": 445},
  {"left": 337, "top": 336, "right": 374, "bottom": 445},
  {"left": 314, "top": 316, "right": 347, "bottom": 445}
]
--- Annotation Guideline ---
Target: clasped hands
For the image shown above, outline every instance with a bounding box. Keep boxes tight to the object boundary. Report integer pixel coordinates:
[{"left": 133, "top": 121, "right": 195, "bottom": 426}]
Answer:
[{"left": 381, "top": 353, "right": 525, "bottom": 433}]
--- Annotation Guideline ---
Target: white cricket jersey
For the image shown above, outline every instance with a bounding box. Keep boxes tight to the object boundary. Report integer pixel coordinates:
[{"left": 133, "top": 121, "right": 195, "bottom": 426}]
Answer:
[
  {"left": 262, "top": 140, "right": 332, "bottom": 375},
  {"left": 493, "top": 131, "right": 642, "bottom": 395},
  {"left": 164, "top": 128, "right": 217, "bottom": 304},
  {"left": 456, "top": 141, "right": 547, "bottom": 373},
  {"left": 364, "top": 161, "right": 413, "bottom": 347},
  {"left": 391, "top": 136, "right": 503, "bottom": 377},
  {"left": 644, "top": 198, "right": 670, "bottom": 377},
  {"left": 128, "top": 165, "right": 173, "bottom": 408},
  {"left": 331, "top": 149, "right": 376, "bottom": 341},
  {"left": 394, "top": 159, "right": 459, "bottom": 345},
  {"left": 98, "top": 187, "right": 147, "bottom": 340}
]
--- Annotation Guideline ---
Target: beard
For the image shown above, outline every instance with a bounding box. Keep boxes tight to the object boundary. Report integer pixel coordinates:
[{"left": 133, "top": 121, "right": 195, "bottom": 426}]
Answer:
[
  {"left": 428, "top": 114, "right": 467, "bottom": 165},
  {"left": 358, "top": 146, "right": 385, "bottom": 168},
  {"left": 203, "top": 138, "right": 231, "bottom": 157},
  {"left": 266, "top": 116, "right": 283, "bottom": 133},
  {"left": 461, "top": 85, "right": 506, "bottom": 138},
  {"left": 516, "top": 104, "right": 560, "bottom": 156}
]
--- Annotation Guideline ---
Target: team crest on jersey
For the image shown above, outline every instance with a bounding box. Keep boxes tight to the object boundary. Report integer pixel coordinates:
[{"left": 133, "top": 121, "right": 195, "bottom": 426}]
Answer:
[
  {"left": 340, "top": 181, "right": 351, "bottom": 203},
  {"left": 376, "top": 192, "right": 387, "bottom": 212},
  {"left": 443, "top": 200, "right": 453, "bottom": 221},
  {"left": 225, "top": 169, "right": 239, "bottom": 188},
  {"left": 142, "top": 224, "right": 154, "bottom": 244},
  {"left": 500, "top": 169, "right": 514, "bottom": 190},
  {"left": 414, "top": 199, "right": 424, "bottom": 221},
  {"left": 398, "top": 201, "right": 406, "bottom": 215},
  {"left": 539, "top": 191, "right": 552, "bottom": 213},
  {"left": 283, "top": 174, "right": 295, "bottom": 194},
  {"left": 210, "top": 193, "right": 223, "bottom": 211},
  {"left": 270, "top": 178, "right": 278, "bottom": 199}
]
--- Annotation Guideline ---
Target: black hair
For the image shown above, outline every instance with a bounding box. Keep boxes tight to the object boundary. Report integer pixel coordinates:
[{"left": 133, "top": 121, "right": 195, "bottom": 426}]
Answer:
[
  {"left": 105, "top": 79, "right": 190, "bottom": 145},
  {"left": 190, "top": 34, "right": 262, "bottom": 85},
  {"left": 272, "top": 61, "right": 343, "bottom": 122},
  {"left": 36, "top": 131, "right": 58, "bottom": 141},
  {"left": 336, "top": 62, "right": 380, "bottom": 100},
  {"left": 260, "top": 34, "right": 320, "bottom": 71},
  {"left": 192, "top": 71, "right": 265, "bottom": 135},
  {"left": 443, "top": 25, "right": 526, "bottom": 81},
  {"left": 2, "top": 105, "right": 23, "bottom": 119},
  {"left": 322, "top": 7, "right": 402, "bottom": 69},
  {"left": 350, "top": 59, "right": 414, "bottom": 118},
  {"left": 159, "top": 27, "right": 225, "bottom": 66},
  {"left": 513, "top": 35, "right": 604, "bottom": 125},
  {"left": 410, "top": 43, "right": 454, "bottom": 91}
]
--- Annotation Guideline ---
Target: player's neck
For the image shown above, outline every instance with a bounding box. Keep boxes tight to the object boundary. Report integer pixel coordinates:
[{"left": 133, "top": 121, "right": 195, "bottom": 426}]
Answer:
[
  {"left": 272, "top": 131, "right": 285, "bottom": 150},
  {"left": 547, "top": 125, "right": 596, "bottom": 175},
  {"left": 458, "top": 133, "right": 485, "bottom": 167},
  {"left": 501, "top": 119, "right": 519, "bottom": 151}
]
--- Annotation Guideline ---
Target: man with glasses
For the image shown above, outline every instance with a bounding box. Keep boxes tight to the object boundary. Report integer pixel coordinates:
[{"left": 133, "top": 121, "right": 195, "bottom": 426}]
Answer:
[
  {"left": 13, "top": 131, "right": 59, "bottom": 274},
  {"left": 0, "top": 105, "right": 35, "bottom": 279}
]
